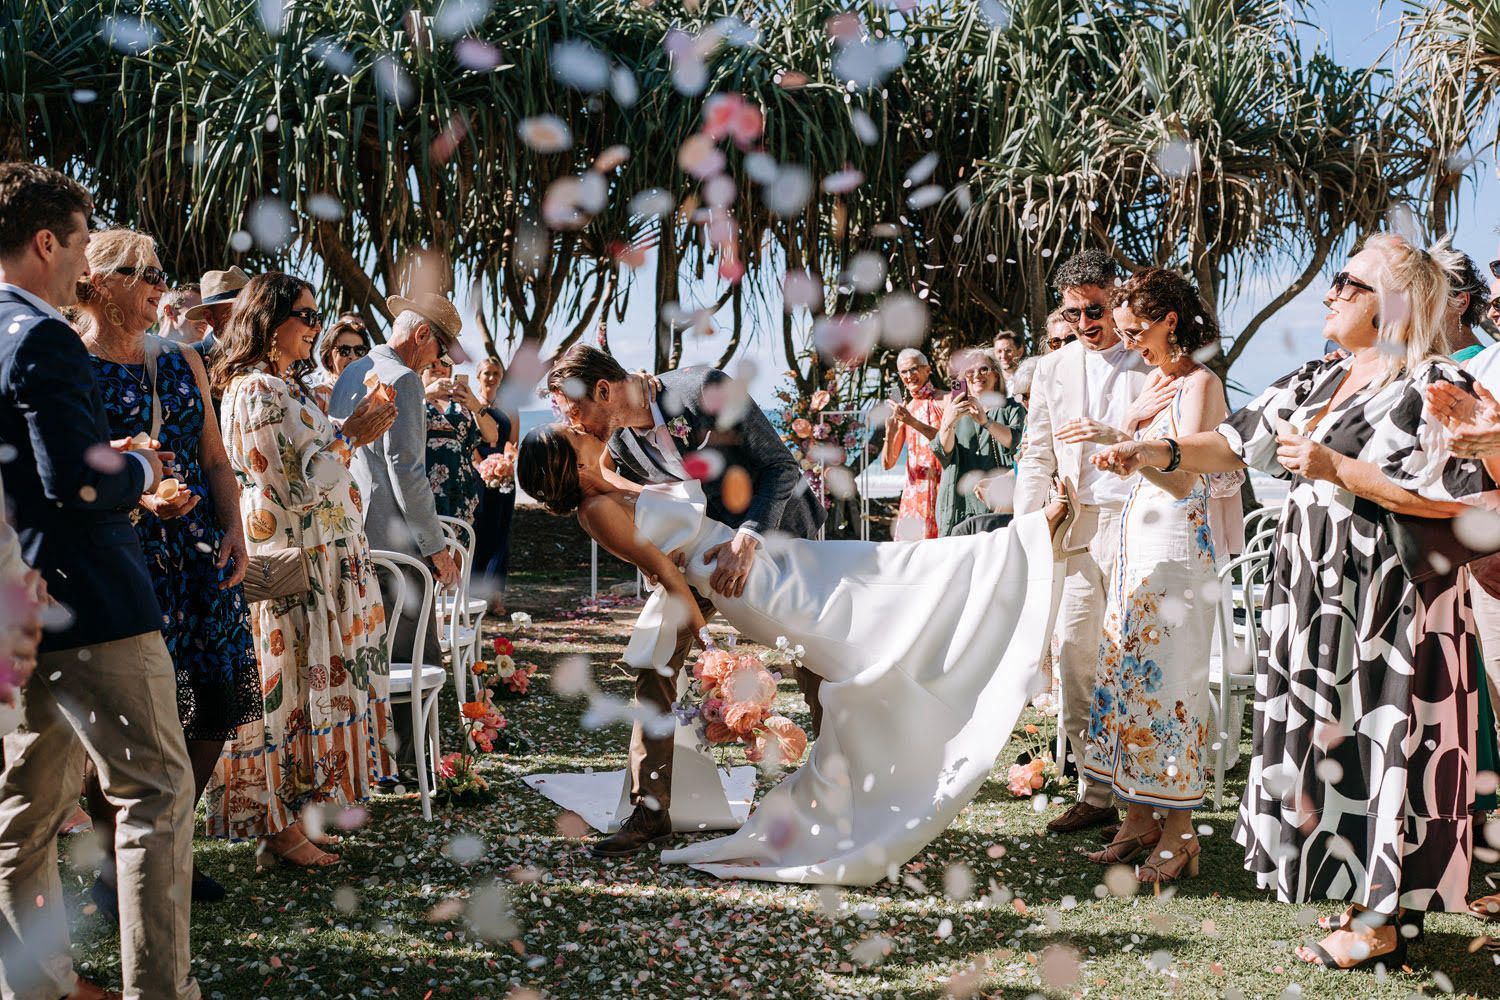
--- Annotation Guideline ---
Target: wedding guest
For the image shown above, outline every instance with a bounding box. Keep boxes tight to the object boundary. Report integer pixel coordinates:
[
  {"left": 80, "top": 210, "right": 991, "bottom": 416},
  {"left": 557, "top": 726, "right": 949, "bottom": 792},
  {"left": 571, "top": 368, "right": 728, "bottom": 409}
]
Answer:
[
  {"left": 328, "top": 292, "right": 465, "bottom": 667},
  {"left": 881, "top": 348, "right": 945, "bottom": 539},
  {"left": 308, "top": 313, "right": 371, "bottom": 412},
  {"left": 992, "top": 329, "right": 1026, "bottom": 384},
  {"left": 1056, "top": 268, "right": 1230, "bottom": 884},
  {"left": 71, "top": 228, "right": 258, "bottom": 915},
  {"left": 0, "top": 162, "right": 197, "bottom": 1000},
  {"left": 1096, "top": 233, "right": 1492, "bottom": 970},
  {"left": 206, "top": 273, "right": 398, "bottom": 867},
  {"left": 157, "top": 281, "right": 209, "bottom": 345},
  {"left": 1445, "top": 251, "right": 1491, "bottom": 361},
  {"left": 1017, "top": 249, "right": 1148, "bottom": 835},
  {"left": 472, "top": 356, "right": 520, "bottom": 612},
  {"left": 183, "top": 265, "right": 250, "bottom": 351},
  {"left": 932, "top": 349, "right": 1025, "bottom": 536},
  {"left": 420, "top": 357, "right": 496, "bottom": 522},
  {"left": 1010, "top": 357, "right": 1038, "bottom": 411},
  {"left": 1043, "top": 308, "right": 1077, "bottom": 353}
]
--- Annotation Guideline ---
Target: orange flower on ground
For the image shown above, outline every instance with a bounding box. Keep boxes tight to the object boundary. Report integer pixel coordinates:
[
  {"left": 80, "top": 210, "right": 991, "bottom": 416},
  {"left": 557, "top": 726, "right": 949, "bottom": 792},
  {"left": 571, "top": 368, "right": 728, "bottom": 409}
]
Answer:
[{"left": 461, "top": 700, "right": 490, "bottom": 721}]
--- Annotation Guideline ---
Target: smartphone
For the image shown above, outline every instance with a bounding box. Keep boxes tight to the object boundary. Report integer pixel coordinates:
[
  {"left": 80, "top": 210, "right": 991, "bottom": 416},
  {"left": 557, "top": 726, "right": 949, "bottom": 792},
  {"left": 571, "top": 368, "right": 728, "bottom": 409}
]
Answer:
[
  {"left": 954, "top": 378, "right": 969, "bottom": 397},
  {"left": 455, "top": 374, "right": 469, "bottom": 387}
]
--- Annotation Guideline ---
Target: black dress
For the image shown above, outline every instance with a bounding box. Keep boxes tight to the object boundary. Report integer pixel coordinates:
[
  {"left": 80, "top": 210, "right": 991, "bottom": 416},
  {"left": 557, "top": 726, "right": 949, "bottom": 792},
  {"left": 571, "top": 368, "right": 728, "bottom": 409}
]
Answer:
[
  {"left": 472, "top": 406, "right": 515, "bottom": 594},
  {"left": 1221, "top": 356, "right": 1491, "bottom": 914}
]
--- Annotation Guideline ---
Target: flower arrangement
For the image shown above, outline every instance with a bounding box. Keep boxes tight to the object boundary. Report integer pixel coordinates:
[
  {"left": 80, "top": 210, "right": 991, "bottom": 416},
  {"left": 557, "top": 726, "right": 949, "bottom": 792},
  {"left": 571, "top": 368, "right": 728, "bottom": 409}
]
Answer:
[
  {"left": 475, "top": 445, "right": 517, "bottom": 491},
  {"left": 772, "top": 361, "right": 865, "bottom": 509},
  {"left": 434, "top": 751, "right": 493, "bottom": 806},
  {"left": 1004, "top": 712, "right": 1066, "bottom": 799},
  {"left": 460, "top": 697, "right": 508, "bottom": 753},
  {"left": 675, "top": 634, "right": 809, "bottom": 768},
  {"left": 473, "top": 636, "right": 538, "bottom": 698}
]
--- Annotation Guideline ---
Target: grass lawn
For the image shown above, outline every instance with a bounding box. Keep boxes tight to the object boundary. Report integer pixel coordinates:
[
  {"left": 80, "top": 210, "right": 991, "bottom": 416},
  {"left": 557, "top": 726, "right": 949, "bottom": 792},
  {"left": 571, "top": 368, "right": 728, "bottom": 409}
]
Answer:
[{"left": 65, "top": 512, "right": 1500, "bottom": 998}]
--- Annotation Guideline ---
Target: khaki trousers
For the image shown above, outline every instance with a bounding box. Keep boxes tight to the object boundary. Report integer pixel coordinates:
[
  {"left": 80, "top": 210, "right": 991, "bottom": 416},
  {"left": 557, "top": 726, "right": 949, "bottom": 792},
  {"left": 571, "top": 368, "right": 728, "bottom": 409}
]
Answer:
[
  {"left": 630, "top": 593, "right": 824, "bottom": 813},
  {"left": 0, "top": 633, "right": 198, "bottom": 1000},
  {"left": 1056, "top": 503, "right": 1124, "bottom": 809}
]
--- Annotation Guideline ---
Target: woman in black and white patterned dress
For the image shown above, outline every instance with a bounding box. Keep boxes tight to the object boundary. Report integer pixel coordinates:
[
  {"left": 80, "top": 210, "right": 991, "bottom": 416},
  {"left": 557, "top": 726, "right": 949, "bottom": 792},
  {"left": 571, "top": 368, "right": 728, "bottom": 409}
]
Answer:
[{"left": 1095, "top": 233, "right": 1492, "bottom": 971}]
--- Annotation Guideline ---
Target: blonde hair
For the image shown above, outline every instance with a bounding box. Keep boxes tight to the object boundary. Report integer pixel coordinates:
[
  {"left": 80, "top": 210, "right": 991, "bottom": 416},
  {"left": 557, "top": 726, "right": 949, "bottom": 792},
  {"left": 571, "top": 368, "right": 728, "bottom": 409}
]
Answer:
[
  {"left": 1362, "top": 232, "right": 1465, "bottom": 388},
  {"left": 69, "top": 228, "right": 157, "bottom": 329}
]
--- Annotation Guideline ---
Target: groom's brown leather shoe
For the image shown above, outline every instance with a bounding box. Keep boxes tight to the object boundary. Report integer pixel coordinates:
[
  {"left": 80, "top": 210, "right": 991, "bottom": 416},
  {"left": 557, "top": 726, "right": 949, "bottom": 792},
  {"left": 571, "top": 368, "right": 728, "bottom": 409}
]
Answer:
[
  {"left": 590, "top": 807, "right": 672, "bottom": 857},
  {"left": 1046, "top": 801, "right": 1118, "bottom": 834}
]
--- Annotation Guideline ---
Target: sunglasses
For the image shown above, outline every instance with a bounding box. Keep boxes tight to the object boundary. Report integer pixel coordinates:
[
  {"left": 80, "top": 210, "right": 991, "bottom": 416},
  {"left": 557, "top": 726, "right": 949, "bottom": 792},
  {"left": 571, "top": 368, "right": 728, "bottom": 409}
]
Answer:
[
  {"left": 288, "top": 307, "right": 324, "bottom": 328},
  {"left": 1059, "top": 303, "right": 1106, "bottom": 325},
  {"left": 1047, "top": 334, "right": 1077, "bottom": 350},
  {"left": 1330, "top": 271, "right": 1376, "bottom": 299},
  {"left": 334, "top": 344, "right": 370, "bottom": 359},
  {"left": 1489, "top": 259, "right": 1499, "bottom": 280},
  {"left": 115, "top": 265, "right": 168, "bottom": 287}
]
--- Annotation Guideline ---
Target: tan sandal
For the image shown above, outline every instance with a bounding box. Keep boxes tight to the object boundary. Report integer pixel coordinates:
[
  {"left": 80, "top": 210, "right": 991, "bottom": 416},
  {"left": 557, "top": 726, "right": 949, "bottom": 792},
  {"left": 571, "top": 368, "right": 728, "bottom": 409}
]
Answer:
[
  {"left": 1137, "top": 840, "right": 1201, "bottom": 887},
  {"left": 1469, "top": 892, "right": 1500, "bottom": 921},
  {"left": 259, "top": 830, "right": 341, "bottom": 869},
  {"left": 1082, "top": 830, "right": 1160, "bottom": 865}
]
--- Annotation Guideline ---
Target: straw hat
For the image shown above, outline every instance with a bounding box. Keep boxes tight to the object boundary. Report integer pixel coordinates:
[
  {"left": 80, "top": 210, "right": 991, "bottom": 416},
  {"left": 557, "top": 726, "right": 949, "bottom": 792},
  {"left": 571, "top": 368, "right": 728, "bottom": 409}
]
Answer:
[
  {"left": 184, "top": 266, "right": 250, "bottom": 320},
  {"left": 386, "top": 292, "right": 469, "bottom": 363}
]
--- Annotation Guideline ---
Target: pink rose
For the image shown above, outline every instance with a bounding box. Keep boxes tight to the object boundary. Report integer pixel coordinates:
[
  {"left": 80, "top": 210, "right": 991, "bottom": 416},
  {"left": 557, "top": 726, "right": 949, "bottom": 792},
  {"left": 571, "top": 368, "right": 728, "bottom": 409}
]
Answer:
[
  {"left": 791, "top": 418, "right": 814, "bottom": 439},
  {"left": 701, "top": 698, "right": 726, "bottom": 724},
  {"left": 810, "top": 389, "right": 831, "bottom": 411},
  {"left": 1006, "top": 763, "right": 1035, "bottom": 797},
  {"left": 721, "top": 663, "right": 777, "bottom": 708}
]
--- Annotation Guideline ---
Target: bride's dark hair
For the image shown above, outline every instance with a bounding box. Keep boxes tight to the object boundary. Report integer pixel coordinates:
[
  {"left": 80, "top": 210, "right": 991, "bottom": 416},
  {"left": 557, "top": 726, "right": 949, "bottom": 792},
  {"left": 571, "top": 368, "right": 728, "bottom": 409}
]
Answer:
[{"left": 518, "top": 424, "right": 584, "bottom": 515}]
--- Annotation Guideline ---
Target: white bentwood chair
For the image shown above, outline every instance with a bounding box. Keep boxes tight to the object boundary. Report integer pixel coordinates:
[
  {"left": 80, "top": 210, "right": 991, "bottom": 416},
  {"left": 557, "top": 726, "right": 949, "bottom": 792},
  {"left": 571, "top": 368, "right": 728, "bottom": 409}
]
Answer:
[
  {"left": 435, "top": 516, "right": 486, "bottom": 712},
  {"left": 1207, "top": 548, "right": 1271, "bottom": 808},
  {"left": 372, "top": 550, "right": 447, "bottom": 821}
]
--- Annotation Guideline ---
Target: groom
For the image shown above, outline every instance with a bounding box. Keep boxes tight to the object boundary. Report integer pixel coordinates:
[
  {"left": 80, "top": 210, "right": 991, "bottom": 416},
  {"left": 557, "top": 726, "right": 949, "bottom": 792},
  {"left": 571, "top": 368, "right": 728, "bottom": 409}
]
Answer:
[{"left": 547, "top": 345, "right": 825, "bottom": 856}]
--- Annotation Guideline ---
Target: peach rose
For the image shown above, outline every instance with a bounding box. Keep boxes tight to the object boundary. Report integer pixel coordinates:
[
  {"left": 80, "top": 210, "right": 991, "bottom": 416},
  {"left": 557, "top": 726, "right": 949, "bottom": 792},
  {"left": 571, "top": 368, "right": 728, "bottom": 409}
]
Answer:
[
  {"left": 723, "top": 700, "right": 766, "bottom": 736},
  {"left": 721, "top": 663, "right": 777, "bottom": 708},
  {"left": 704, "top": 720, "right": 736, "bottom": 745},
  {"left": 791, "top": 418, "right": 814, "bottom": 439},
  {"left": 810, "top": 389, "right": 832, "bottom": 411},
  {"left": 693, "top": 649, "right": 737, "bottom": 689}
]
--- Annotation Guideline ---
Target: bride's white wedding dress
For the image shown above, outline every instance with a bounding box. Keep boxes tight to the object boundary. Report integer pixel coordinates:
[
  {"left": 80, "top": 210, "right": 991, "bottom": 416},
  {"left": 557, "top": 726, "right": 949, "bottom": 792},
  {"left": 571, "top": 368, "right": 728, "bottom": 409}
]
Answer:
[{"left": 624, "top": 481, "right": 1061, "bottom": 886}]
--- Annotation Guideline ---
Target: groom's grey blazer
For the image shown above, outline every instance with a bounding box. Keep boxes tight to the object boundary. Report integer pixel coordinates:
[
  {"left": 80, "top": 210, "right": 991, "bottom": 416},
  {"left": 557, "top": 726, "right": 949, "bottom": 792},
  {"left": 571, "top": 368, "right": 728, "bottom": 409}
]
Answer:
[{"left": 608, "top": 366, "right": 824, "bottom": 541}]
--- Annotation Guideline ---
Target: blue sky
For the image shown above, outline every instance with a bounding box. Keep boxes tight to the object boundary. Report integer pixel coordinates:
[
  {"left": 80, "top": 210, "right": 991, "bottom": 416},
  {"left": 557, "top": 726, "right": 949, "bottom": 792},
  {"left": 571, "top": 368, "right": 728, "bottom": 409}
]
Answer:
[{"left": 488, "top": 1, "right": 1497, "bottom": 410}]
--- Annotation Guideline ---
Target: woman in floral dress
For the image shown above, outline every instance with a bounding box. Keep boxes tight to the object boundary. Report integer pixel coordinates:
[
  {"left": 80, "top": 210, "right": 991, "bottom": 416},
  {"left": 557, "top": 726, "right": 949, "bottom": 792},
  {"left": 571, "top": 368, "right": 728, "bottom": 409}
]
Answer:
[
  {"left": 1095, "top": 235, "right": 1494, "bottom": 971},
  {"left": 1058, "top": 268, "right": 1231, "bottom": 886},
  {"left": 881, "top": 348, "right": 945, "bottom": 539},
  {"left": 206, "top": 273, "right": 399, "bottom": 868},
  {"left": 420, "top": 357, "right": 497, "bottom": 523}
]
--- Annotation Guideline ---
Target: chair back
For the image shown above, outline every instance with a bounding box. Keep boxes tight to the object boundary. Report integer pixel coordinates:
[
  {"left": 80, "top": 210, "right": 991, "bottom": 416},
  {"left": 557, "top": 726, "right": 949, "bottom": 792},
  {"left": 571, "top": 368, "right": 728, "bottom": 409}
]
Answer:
[
  {"left": 1214, "top": 549, "right": 1270, "bottom": 681},
  {"left": 370, "top": 549, "right": 434, "bottom": 667}
]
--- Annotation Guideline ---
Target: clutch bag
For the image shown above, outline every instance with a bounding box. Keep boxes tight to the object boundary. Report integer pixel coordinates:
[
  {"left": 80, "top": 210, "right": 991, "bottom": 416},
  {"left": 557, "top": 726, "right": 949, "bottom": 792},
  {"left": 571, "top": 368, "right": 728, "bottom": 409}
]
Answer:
[{"left": 242, "top": 548, "right": 312, "bottom": 603}]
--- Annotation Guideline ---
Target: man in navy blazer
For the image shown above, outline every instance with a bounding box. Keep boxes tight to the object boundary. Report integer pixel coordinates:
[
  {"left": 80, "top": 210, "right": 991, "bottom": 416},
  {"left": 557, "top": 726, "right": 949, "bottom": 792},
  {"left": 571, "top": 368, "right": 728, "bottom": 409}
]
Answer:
[{"left": 0, "top": 164, "right": 199, "bottom": 1000}]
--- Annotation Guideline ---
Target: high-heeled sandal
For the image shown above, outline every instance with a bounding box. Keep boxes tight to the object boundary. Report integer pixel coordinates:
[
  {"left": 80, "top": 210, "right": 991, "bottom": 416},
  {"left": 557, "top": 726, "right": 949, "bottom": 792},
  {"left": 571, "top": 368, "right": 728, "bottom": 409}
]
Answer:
[
  {"left": 1318, "top": 906, "right": 1425, "bottom": 943},
  {"left": 1298, "top": 925, "right": 1408, "bottom": 972},
  {"left": 1136, "top": 840, "right": 1201, "bottom": 886},
  {"left": 1050, "top": 477, "right": 1086, "bottom": 561},
  {"left": 1082, "top": 830, "right": 1160, "bottom": 865},
  {"left": 1469, "top": 891, "right": 1500, "bottom": 921},
  {"left": 257, "top": 831, "right": 341, "bottom": 869}
]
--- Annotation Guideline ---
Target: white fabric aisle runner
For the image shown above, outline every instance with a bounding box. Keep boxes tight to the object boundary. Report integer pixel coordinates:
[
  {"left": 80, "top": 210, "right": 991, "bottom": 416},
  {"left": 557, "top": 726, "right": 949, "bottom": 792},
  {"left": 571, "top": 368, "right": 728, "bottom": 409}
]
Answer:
[{"left": 522, "top": 764, "right": 756, "bottom": 834}]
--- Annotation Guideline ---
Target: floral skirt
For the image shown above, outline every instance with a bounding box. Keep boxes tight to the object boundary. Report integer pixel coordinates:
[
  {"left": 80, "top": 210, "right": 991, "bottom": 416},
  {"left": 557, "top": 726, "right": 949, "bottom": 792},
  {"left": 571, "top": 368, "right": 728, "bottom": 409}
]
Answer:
[{"left": 204, "top": 535, "right": 394, "bottom": 840}]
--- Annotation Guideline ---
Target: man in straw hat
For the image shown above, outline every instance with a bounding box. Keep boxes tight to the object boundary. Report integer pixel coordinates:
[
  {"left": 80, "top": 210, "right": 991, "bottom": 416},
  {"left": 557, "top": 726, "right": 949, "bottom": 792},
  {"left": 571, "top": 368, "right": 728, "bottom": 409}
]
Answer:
[
  {"left": 182, "top": 265, "right": 249, "bottom": 353},
  {"left": 329, "top": 292, "right": 468, "bottom": 667}
]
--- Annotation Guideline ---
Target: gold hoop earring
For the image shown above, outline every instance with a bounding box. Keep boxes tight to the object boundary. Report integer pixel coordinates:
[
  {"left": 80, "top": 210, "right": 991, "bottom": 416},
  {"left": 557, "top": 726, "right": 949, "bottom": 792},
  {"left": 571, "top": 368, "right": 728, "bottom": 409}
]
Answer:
[{"left": 103, "top": 302, "right": 126, "bottom": 327}]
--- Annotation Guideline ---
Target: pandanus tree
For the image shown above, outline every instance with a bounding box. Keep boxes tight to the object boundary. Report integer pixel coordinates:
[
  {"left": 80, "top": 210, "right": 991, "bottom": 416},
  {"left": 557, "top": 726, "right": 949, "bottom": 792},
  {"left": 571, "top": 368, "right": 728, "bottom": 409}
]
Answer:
[{"left": 0, "top": 0, "right": 1469, "bottom": 385}]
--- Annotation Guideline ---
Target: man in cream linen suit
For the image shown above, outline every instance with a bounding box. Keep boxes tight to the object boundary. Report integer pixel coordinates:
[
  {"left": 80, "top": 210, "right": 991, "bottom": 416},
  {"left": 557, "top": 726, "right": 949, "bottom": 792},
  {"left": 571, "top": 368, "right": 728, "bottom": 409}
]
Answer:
[{"left": 1014, "top": 250, "right": 1148, "bottom": 835}]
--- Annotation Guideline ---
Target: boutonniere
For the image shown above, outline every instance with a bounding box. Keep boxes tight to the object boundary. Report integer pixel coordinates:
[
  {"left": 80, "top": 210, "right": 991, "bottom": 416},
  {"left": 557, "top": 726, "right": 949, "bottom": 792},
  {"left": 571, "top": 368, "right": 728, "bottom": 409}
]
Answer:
[{"left": 666, "top": 415, "right": 692, "bottom": 441}]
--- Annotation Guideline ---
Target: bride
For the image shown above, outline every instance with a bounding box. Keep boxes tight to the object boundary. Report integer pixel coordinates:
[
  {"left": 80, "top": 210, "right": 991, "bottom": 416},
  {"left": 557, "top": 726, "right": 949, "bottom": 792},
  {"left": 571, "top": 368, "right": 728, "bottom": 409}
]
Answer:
[{"left": 518, "top": 422, "right": 1072, "bottom": 886}]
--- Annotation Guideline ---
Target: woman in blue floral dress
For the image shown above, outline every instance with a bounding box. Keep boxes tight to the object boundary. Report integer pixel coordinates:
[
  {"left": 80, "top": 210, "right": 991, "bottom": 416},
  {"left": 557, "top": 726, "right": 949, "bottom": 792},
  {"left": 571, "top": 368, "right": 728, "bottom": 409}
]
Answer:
[
  {"left": 420, "top": 358, "right": 497, "bottom": 523},
  {"left": 72, "top": 229, "right": 259, "bottom": 907}
]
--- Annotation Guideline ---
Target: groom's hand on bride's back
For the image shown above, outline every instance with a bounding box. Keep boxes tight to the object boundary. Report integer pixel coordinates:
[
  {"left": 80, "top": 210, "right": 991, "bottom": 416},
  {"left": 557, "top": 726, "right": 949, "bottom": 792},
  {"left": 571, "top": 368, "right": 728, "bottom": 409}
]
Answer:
[{"left": 704, "top": 534, "right": 757, "bottom": 599}]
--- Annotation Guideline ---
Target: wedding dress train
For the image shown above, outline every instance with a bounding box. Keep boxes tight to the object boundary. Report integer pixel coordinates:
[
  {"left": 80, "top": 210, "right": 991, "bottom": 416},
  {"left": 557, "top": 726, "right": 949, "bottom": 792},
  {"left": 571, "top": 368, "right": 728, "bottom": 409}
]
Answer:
[{"left": 620, "top": 481, "right": 1061, "bottom": 886}]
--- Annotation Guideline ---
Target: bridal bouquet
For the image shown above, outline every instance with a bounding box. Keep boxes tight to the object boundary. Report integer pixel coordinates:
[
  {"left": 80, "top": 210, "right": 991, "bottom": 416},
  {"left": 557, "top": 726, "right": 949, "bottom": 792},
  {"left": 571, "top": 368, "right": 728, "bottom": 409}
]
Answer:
[
  {"left": 677, "top": 634, "right": 809, "bottom": 768},
  {"left": 474, "top": 446, "right": 517, "bottom": 491}
]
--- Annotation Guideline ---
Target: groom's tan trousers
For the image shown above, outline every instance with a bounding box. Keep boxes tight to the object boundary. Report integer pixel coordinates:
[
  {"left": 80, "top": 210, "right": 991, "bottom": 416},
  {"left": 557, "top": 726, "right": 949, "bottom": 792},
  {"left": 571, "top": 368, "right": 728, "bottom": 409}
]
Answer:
[
  {"left": 630, "top": 594, "right": 824, "bottom": 813},
  {"left": 1055, "top": 502, "right": 1124, "bottom": 810}
]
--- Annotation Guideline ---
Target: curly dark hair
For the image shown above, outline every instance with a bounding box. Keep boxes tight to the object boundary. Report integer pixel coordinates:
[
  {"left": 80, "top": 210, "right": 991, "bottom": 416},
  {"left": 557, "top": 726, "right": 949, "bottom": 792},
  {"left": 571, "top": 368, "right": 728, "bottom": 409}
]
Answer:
[
  {"left": 1110, "top": 267, "right": 1220, "bottom": 355},
  {"left": 210, "top": 272, "right": 315, "bottom": 394},
  {"left": 1451, "top": 251, "right": 1492, "bottom": 329},
  {"left": 517, "top": 424, "right": 584, "bottom": 515},
  {"left": 1051, "top": 249, "right": 1119, "bottom": 293}
]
